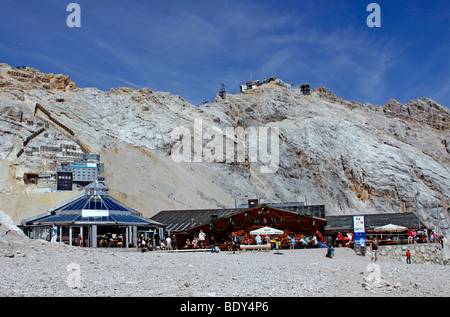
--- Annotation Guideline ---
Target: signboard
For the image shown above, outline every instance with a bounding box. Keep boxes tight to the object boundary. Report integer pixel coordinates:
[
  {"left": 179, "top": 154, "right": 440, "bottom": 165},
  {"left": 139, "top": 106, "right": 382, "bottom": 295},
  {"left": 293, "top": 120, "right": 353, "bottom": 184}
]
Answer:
[
  {"left": 82, "top": 209, "right": 109, "bottom": 218},
  {"left": 353, "top": 216, "right": 366, "bottom": 246}
]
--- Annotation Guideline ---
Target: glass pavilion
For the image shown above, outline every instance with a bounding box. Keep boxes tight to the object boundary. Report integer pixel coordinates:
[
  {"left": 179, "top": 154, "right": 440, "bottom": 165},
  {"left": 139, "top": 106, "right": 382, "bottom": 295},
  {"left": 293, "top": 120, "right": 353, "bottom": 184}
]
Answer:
[{"left": 21, "top": 181, "right": 164, "bottom": 248}]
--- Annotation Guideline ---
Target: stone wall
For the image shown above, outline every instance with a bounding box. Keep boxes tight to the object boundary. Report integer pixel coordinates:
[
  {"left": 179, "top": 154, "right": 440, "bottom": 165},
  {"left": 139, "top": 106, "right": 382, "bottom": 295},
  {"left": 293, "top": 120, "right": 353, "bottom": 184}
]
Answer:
[{"left": 378, "top": 243, "right": 445, "bottom": 265}]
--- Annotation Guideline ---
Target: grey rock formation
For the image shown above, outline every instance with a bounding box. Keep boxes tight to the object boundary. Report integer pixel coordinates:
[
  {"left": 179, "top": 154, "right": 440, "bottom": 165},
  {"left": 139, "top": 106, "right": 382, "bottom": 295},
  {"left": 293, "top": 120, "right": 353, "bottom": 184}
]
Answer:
[{"left": 0, "top": 63, "right": 449, "bottom": 236}]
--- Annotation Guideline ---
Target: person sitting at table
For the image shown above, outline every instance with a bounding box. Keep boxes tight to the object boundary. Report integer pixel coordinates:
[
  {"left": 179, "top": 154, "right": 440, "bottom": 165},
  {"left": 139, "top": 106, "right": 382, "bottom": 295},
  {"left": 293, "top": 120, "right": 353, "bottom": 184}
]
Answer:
[
  {"left": 116, "top": 236, "right": 123, "bottom": 248},
  {"left": 146, "top": 238, "right": 153, "bottom": 251},
  {"left": 299, "top": 236, "right": 309, "bottom": 246},
  {"left": 108, "top": 234, "right": 115, "bottom": 247},
  {"left": 192, "top": 235, "right": 199, "bottom": 248}
]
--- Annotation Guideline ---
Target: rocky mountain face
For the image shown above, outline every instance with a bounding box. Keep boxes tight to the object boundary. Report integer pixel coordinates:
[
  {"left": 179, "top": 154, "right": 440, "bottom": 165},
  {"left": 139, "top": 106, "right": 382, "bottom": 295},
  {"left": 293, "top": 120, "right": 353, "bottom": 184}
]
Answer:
[{"left": 0, "top": 63, "right": 449, "bottom": 236}]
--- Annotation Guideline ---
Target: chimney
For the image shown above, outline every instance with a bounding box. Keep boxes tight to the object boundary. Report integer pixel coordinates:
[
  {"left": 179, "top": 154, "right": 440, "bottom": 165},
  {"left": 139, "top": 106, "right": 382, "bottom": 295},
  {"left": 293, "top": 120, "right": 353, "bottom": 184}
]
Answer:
[{"left": 248, "top": 199, "right": 259, "bottom": 208}]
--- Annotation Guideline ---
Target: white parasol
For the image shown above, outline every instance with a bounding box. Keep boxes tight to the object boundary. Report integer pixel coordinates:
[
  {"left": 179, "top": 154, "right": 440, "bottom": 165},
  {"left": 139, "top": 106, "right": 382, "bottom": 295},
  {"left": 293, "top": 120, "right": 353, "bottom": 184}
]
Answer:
[
  {"left": 250, "top": 227, "right": 284, "bottom": 254},
  {"left": 250, "top": 226, "right": 284, "bottom": 235},
  {"left": 374, "top": 224, "right": 408, "bottom": 241},
  {"left": 374, "top": 224, "right": 408, "bottom": 232}
]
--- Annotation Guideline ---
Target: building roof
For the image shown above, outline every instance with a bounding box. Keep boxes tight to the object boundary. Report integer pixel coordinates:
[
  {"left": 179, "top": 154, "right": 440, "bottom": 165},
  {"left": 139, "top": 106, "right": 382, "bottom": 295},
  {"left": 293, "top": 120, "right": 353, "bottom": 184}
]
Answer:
[
  {"left": 60, "top": 196, "right": 128, "bottom": 212},
  {"left": 151, "top": 204, "right": 326, "bottom": 233},
  {"left": 33, "top": 213, "right": 154, "bottom": 226},
  {"left": 189, "top": 204, "right": 326, "bottom": 236},
  {"left": 151, "top": 208, "right": 240, "bottom": 232},
  {"left": 324, "top": 213, "right": 427, "bottom": 233}
]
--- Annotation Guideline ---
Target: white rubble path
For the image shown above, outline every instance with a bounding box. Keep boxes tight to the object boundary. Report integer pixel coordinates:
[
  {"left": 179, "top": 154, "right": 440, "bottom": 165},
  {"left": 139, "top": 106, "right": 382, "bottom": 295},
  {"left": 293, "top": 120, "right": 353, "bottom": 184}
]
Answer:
[
  {"left": 1, "top": 243, "right": 449, "bottom": 297},
  {"left": 1, "top": 210, "right": 449, "bottom": 297}
]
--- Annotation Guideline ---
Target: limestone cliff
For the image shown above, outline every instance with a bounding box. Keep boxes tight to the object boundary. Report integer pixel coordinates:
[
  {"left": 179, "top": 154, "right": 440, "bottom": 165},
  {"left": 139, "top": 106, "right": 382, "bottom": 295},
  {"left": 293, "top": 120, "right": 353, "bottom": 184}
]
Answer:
[{"left": 0, "top": 63, "right": 449, "bottom": 236}]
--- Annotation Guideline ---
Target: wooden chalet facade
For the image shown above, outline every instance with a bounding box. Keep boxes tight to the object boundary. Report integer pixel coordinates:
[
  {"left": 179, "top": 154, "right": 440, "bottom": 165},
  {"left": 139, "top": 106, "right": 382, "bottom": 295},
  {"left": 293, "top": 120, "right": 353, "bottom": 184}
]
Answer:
[{"left": 151, "top": 203, "right": 326, "bottom": 247}]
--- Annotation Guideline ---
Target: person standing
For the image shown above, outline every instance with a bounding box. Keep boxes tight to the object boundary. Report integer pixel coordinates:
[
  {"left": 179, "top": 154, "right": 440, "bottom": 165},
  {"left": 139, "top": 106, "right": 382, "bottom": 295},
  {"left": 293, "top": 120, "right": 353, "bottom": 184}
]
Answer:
[
  {"left": 290, "top": 236, "right": 296, "bottom": 249},
  {"left": 50, "top": 223, "right": 58, "bottom": 243},
  {"left": 370, "top": 237, "right": 379, "bottom": 263},
  {"left": 310, "top": 235, "right": 318, "bottom": 248},
  {"left": 406, "top": 249, "right": 412, "bottom": 264},
  {"left": 407, "top": 230, "right": 413, "bottom": 244},
  {"left": 154, "top": 232, "right": 161, "bottom": 250},
  {"left": 255, "top": 234, "right": 262, "bottom": 245},
  {"left": 165, "top": 235, "right": 172, "bottom": 250},
  {"left": 232, "top": 233, "right": 240, "bottom": 254},
  {"left": 147, "top": 237, "right": 153, "bottom": 251},
  {"left": 211, "top": 235, "right": 217, "bottom": 253},
  {"left": 199, "top": 230, "right": 206, "bottom": 249},
  {"left": 172, "top": 235, "right": 177, "bottom": 250},
  {"left": 227, "top": 234, "right": 233, "bottom": 254},
  {"left": 77, "top": 233, "right": 83, "bottom": 247},
  {"left": 140, "top": 236, "right": 147, "bottom": 253},
  {"left": 316, "top": 231, "right": 324, "bottom": 248},
  {"left": 336, "top": 232, "right": 343, "bottom": 247}
]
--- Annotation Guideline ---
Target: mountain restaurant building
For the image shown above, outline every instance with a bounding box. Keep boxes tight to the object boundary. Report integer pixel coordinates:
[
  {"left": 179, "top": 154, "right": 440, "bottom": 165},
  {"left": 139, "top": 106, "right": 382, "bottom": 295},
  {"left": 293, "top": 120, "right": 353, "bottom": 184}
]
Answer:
[
  {"left": 21, "top": 181, "right": 164, "bottom": 248},
  {"left": 151, "top": 201, "right": 327, "bottom": 248}
]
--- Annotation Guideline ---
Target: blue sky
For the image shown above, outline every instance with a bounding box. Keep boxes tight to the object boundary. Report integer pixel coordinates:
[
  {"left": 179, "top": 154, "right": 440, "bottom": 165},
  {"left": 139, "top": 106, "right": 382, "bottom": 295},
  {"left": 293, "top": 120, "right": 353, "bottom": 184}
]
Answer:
[{"left": 1, "top": 0, "right": 449, "bottom": 107}]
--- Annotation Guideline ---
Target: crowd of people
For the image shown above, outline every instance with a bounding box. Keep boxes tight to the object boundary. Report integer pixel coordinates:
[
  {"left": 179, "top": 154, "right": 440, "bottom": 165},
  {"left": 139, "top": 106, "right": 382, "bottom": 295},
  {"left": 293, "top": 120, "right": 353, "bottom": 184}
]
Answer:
[
  {"left": 136, "top": 233, "right": 178, "bottom": 252},
  {"left": 406, "top": 228, "right": 441, "bottom": 244},
  {"left": 137, "top": 230, "right": 219, "bottom": 253},
  {"left": 131, "top": 227, "right": 443, "bottom": 255}
]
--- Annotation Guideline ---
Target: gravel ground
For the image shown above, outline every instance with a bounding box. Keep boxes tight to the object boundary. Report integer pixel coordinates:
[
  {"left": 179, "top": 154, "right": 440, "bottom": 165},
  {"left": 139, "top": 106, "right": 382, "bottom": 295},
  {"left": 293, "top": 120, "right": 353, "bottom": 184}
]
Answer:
[{"left": 1, "top": 239, "right": 449, "bottom": 298}]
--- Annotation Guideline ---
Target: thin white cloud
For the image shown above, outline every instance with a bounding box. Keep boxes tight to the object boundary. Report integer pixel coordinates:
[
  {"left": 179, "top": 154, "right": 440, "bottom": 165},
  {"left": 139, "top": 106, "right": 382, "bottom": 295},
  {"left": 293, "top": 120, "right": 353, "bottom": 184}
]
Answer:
[{"left": 260, "top": 49, "right": 297, "bottom": 75}]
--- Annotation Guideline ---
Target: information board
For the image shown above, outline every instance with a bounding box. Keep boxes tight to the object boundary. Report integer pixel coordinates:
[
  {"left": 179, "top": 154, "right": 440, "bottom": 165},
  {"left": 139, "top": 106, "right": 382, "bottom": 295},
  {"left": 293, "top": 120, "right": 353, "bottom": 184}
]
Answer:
[{"left": 353, "top": 216, "right": 366, "bottom": 246}]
